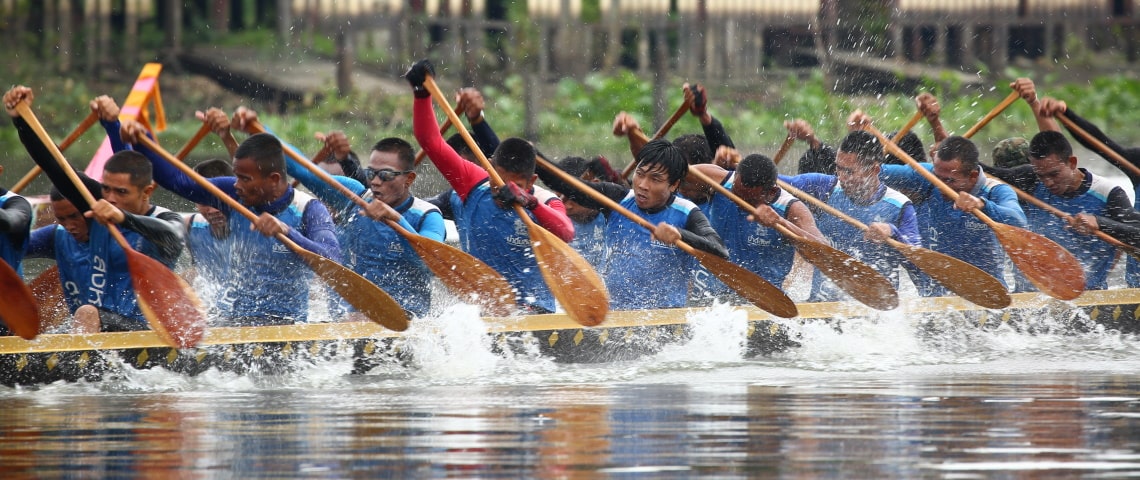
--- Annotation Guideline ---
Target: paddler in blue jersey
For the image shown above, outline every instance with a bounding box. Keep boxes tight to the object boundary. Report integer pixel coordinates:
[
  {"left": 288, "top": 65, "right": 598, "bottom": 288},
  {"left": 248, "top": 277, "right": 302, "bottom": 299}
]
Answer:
[
  {"left": 123, "top": 121, "right": 341, "bottom": 326},
  {"left": 7, "top": 87, "right": 185, "bottom": 333},
  {"left": 784, "top": 123, "right": 921, "bottom": 302},
  {"left": 689, "top": 148, "right": 826, "bottom": 301},
  {"left": 407, "top": 60, "right": 575, "bottom": 314},
  {"left": 878, "top": 135, "right": 1027, "bottom": 296}
]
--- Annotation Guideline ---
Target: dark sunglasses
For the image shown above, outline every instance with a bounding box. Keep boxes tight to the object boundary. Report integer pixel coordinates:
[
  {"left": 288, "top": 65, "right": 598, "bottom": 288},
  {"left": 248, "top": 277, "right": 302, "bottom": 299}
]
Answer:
[{"left": 365, "top": 168, "right": 412, "bottom": 182}]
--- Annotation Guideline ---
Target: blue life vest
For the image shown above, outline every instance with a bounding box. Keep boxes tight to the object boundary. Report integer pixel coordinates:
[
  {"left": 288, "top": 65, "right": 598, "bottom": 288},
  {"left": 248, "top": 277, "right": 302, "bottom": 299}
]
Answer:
[
  {"left": 52, "top": 225, "right": 92, "bottom": 314},
  {"left": 570, "top": 212, "right": 608, "bottom": 269},
  {"left": 707, "top": 177, "right": 797, "bottom": 293},
  {"left": 1026, "top": 170, "right": 1122, "bottom": 290},
  {"left": 603, "top": 192, "right": 697, "bottom": 310},
  {"left": 186, "top": 213, "right": 233, "bottom": 306},
  {"left": 812, "top": 182, "right": 911, "bottom": 301},
  {"left": 450, "top": 182, "right": 555, "bottom": 312},
  {"left": 85, "top": 205, "right": 177, "bottom": 329},
  {"left": 214, "top": 190, "right": 318, "bottom": 321}
]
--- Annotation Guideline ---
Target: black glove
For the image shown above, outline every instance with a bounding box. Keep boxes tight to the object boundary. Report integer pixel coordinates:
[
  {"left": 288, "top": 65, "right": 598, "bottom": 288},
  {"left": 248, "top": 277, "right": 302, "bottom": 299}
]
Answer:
[
  {"left": 492, "top": 182, "right": 538, "bottom": 210},
  {"left": 690, "top": 84, "right": 707, "bottom": 117},
  {"left": 404, "top": 59, "right": 436, "bottom": 97}
]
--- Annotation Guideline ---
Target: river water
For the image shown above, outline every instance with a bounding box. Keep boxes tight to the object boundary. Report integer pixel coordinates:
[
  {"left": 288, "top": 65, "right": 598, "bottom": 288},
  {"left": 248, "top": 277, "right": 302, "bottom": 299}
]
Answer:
[{"left": 2, "top": 301, "right": 1140, "bottom": 478}]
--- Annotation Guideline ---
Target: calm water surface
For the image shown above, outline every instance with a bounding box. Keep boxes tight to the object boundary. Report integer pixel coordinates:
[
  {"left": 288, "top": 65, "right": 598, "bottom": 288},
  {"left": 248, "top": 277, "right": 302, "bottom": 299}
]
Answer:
[{"left": 2, "top": 304, "right": 1140, "bottom": 478}]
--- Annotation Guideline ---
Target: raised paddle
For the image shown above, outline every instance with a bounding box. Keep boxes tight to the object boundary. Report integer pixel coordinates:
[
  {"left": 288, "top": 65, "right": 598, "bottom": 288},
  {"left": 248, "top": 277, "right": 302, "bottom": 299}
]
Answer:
[
  {"left": 685, "top": 167, "right": 899, "bottom": 310},
  {"left": 15, "top": 102, "right": 206, "bottom": 347},
  {"left": 1055, "top": 113, "right": 1140, "bottom": 180},
  {"left": 252, "top": 123, "right": 518, "bottom": 315},
  {"left": 133, "top": 134, "right": 410, "bottom": 332},
  {"left": 771, "top": 134, "right": 796, "bottom": 165},
  {"left": 892, "top": 111, "right": 924, "bottom": 143},
  {"left": 0, "top": 260, "right": 37, "bottom": 339},
  {"left": 863, "top": 122, "right": 1085, "bottom": 301},
  {"left": 619, "top": 96, "right": 693, "bottom": 180},
  {"left": 10, "top": 112, "right": 99, "bottom": 194},
  {"left": 423, "top": 75, "right": 610, "bottom": 327},
  {"left": 535, "top": 156, "right": 798, "bottom": 318},
  {"left": 776, "top": 179, "right": 1011, "bottom": 309},
  {"left": 962, "top": 91, "right": 1020, "bottom": 139},
  {"left": 414, "top": 103, "right": 464, "bottom": 167}
]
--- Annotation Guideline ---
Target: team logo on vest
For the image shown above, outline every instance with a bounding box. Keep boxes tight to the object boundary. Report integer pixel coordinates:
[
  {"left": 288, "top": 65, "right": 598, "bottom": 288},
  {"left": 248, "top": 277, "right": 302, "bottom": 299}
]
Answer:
[
  {"left": 89, "top": 255, "right": 107, "bottom": 307},
  {"left": 507, "top": 218, "right": 530, "bottom": 247}
]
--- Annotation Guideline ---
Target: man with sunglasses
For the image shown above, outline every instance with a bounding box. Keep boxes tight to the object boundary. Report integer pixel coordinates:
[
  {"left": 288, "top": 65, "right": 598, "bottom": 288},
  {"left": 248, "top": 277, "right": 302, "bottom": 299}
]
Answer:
[{"left": 233, "top": 108, "right": 445, "bottom": 319}]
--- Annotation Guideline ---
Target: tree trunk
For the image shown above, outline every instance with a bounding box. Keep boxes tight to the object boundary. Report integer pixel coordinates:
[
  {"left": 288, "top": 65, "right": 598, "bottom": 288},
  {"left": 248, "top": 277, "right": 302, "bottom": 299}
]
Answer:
[
  {"left": 57, "top": 0, "right": 72, "bottom": 73},
  {"left": 126, "top": 0, "right": 139, "bottom": 66},
  {"left": 278, "top": 0, "right": 291, "bottom": 47},
  {"left": 336, "top": 30, "right": 354, "bottom": 97}
]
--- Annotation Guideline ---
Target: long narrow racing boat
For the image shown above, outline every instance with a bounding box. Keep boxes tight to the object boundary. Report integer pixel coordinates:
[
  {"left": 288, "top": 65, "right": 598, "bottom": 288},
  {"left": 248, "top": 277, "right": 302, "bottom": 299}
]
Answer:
[{"left": 1, "top": 289, "right": 1138, "bottom": 386}]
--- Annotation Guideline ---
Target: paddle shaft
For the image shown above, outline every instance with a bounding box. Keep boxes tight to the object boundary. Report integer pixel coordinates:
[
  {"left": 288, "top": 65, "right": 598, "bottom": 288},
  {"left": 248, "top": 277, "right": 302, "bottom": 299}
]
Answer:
[
  {"left": 11, "top": 112, "right": 99, "bottom": 194},
  {"left": 1055, "top": 113, "right": 1140, "bottom": 180},
  {"left": 176, "top": 123, "right": 212, "bottom": 160},
  {"left": 776, "top": 178, "right": 909, "bottom": 250},
  {"left": 772, "top": 135, "right": 795, "bottom": 165},
  {"left": 685, "top": 167, "right": 809, "bottom": 243},
  {"left": 962, "top": 91, "right": 1020, "bottom": 139},
  {"left": 620, "top": 98, "right": 692, "bottom": 180},
  {"left": 892, "top": 111, "right": 923, "bottom": 143},
  {"left": 995, "top": 175, "right": 1140, "bottom": 254},
  {"left": 414, "top": 102, "right": 462, "bottom": 166}
]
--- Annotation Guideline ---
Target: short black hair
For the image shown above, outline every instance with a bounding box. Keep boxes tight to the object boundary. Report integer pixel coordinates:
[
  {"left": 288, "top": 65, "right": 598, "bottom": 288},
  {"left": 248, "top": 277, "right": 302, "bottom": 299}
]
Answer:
[
  {"left": 936, "top": 136, "right": 980, "bottom": 172},
  {"left": 193, "top": 158, "right": 234, "bottom": 178},
  {"left": 839, "top": 130, "right": 883, "bottom": 168},
  {"left": 491, "top": 138, "right": 536, "bottom": 177},
  {"left": 371, "top": 137, "right": 415, "bottom": 171},
  {"left": 103, "top": 150, "right": 153, "bottom": 187},
  {"left": 1029, "top": 130, "right": 1073, "bottom": 160},
  {"left": 49, "top": 172, "right": 102, "bottom": 202},
  {"left": 884, "top": 131, "right": 926, "bottom": 164},
  {"left": 557, "top": 156, "right": 590, "bottom": 178},
  {"left": 233, "top": 133, "right": 286, "bottom": 176},
  {"left": 674, "top": 134, "right": 712, "bottom": 165},
  {"left": 446, "top": 133, "right": 476, "bottom": 162},
  {"left": 736, "top": 154, "right": 777, "bottom": 188},
  {"left": 636, "top": 138, "right": 687, "bottom": 185}
]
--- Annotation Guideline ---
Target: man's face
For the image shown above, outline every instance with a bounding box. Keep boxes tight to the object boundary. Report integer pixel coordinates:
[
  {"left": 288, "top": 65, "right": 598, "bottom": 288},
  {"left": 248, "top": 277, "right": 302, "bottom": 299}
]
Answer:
[
  {"left": 632, "top": 163, "right": 678, "bottom": 210},
  {"left": 101, "top": 172, "right": 154, "bottom": 215},
  {"left": 933, "top": 157, "right": 978, "bottom": 194},
  {"left": 1031, "top": 154, "right": 1080, "bottom": 196},
  {"left": 232, "top": 158, "right": 278, "bottom": 206},
  {"left": 835, "top": 151, "right": 879, "bottom": 201},
  {"left": 195, "top": 203, "right": 227, "bottom": 229},
  {"left": 561, "top": 196, "right": 598, "bottom": 224},
  {"left": 367, "top": 150, "right": 414, "bottom": 206},
  {"left": 678, "top": 176, "right": 713, "bottom": 205},
  {"left": 52, "top": 199, "right": 89, "bottom": 243},
  {"left": 733, "top": 182, "right": 779, "bottom": 206}
]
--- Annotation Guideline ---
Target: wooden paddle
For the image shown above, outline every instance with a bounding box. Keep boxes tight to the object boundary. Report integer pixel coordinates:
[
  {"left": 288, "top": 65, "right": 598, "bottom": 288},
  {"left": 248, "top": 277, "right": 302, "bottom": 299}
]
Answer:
[
  {"left": 772, "top": 134, "right": 796, "bottom": 165},
  {"left": 863, "top": 122, "right": 1084, "bottom": 301},
  {"left": 776, "top": 179, "right": 1011, "bottom": 309},
  {"left": 15, "top": 102, "right": 206, "bottom": 347},
  {"left": 134, "top": 135, "right": 409, "bottom": 332},
  {"left": 253, "top": 123, "right": 518, "bottom": 315},
  {"left": 413, "top": 104, "right": 464, "bottom": 167},
  {"left": 10, "top": 112, "right": 99, "bottom": 194},
  {"left": 1055, "top": 113, "right": 1140, "bottom": 181},
  {"left": 423, "top": 75, "right": 610, "bottom": 327},
  {"left": 536, "top": 156, "right": 798, "bottom": 318},
  {"left": 685, "top": 167, "right": 899, "bottom": 310},
  {"left": 963, "top": 91, "right": 1020, "bottom": 139},
  {"left": 892, "top": 111, "right": 924, "bottom": 143},
  {"left": 619, "top": 97, "right": 693, "bottom": 180}
]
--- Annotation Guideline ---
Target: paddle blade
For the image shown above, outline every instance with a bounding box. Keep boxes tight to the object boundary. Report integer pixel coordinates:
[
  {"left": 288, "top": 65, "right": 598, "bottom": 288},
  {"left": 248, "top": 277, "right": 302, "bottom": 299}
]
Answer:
[
  {"left": 895, "top": 243, "right": 1012, "bottom": 309},
  {"left": 0, "top": 260, "right": 40, "bottom": 339},
  {"left": 29, "top": 266, "right": 69, "bottom": 332},
  {"left": 526, "top": 220, "right": 610, "bottom": 327},
  {"left": 993, "top": 223, "right": 1085, "bottom": 301},
  {"left": 692, "top": 249, "right": 798, "bottom": 318},
  {"left": 403, "top": 233, "right": 517, "bottom": 316},
  {"left": 789, "top": 237, "right": 899, "bottom": 310},
  {"left": 125, "top": 249, "right": 206, "bottom": 348},
  {"left": 297, "top": 248, "right": 410, "bottom": 331}
]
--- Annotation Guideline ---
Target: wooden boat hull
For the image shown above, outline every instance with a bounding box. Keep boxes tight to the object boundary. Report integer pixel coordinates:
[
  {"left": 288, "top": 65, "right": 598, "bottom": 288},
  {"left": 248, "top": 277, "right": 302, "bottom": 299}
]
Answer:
[{"left": 2, "top": 289, "right": 1138, "bottom": 386}]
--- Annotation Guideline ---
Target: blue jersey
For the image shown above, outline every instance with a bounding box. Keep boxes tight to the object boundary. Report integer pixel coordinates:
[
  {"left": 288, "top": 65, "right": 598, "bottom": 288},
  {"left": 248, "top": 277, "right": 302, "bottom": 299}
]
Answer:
[
  {"left": 788, "top": 174, "right": 918, "bottom": 302},
  {"left": 707, "top": 177, "right": 798, "bottom": 293},
  {"left": 82, "top": 206, "right": 178, "bottom": 329},
  {"left": 0, "top": 191, "right": 28, "bottom": 274},
  {"left": 570, "top": 212, "right": 607, "bottom": 269},
  {"left": 186, "top": 213, "right": 233, "bottom": 306},
  {"left": 603, "top": 192, "right": 699, "bottom": 310},
  {"left": 451, "top": 182, "right": 555, "bottom": 313},
  {"left": 1025, "top": 170, "right": 1123, "bottom": 290},
  {"left": 880, "top": 163, "right": 1027, "bottom": 296},
  {"left": 26, "top": 225, "right": 92, "bottom": 315}
]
